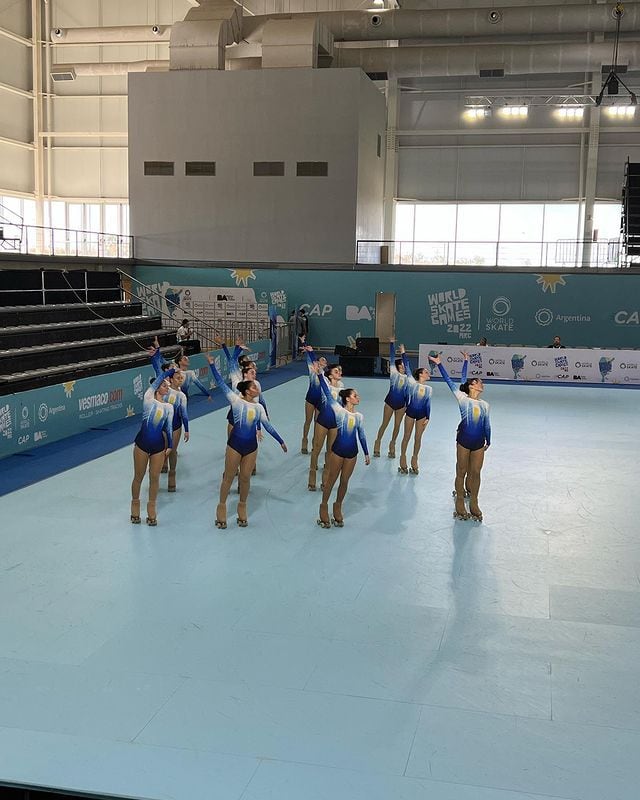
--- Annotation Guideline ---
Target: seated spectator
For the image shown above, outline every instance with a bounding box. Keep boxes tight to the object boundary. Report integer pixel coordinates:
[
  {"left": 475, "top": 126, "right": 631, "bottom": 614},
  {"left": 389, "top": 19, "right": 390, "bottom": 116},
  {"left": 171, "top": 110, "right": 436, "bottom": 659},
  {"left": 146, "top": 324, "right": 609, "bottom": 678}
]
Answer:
[
  {"left": 547, "top": 335, "right": 565, "bottom": 349},
  {"left": 477, "top": 337, "right": 488, "bottom": 346},
  {"left": 176, "top": 319, "right": 192, "bottom": 343}
]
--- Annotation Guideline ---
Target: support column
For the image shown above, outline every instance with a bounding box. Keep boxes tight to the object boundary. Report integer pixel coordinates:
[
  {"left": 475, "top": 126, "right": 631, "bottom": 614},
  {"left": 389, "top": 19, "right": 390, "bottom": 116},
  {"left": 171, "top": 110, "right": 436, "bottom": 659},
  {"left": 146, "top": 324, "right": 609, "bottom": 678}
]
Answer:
[
  {"left": 382, "top": 79, "right": 399, "bottom": 243},
  {"left": 31, "top": 0, "right": 44, "bottom": 237},
  {"left": 581, "top": 71, "right": 602, "bottom": 267}
]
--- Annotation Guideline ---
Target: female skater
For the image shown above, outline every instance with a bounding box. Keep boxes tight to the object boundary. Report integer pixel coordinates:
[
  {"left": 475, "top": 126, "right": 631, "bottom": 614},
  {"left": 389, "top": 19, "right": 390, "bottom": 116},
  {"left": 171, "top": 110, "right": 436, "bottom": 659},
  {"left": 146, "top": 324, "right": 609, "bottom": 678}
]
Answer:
[
  {"left": 429, "top": 353, "right": 491, "bottom": 521},
  {"left": 149, "top": 343, "right": 189, "bottom": 492},
  {"left": 301, "top": 343, "right": 327, "bottom": 454},
  {"left": 207, "top": 356, "right": 287, "bottom": 529},
  {"left": 397, "top": 346, "right": 432, "bottom": 475},
  {"left": 173, "top": 349, "right": 212, "bottom": 402},
  {"left": 372, "top": 339, "right": 407, "bottom": 459},
  {"left": 316, "top": 370, "right": 370, "bottom": 528},
  {"left": 308, "top": 362, "right": 343, "bottom": 491},
  {"left": 130, "top": 368, "right": 174, "bottom": 526}
]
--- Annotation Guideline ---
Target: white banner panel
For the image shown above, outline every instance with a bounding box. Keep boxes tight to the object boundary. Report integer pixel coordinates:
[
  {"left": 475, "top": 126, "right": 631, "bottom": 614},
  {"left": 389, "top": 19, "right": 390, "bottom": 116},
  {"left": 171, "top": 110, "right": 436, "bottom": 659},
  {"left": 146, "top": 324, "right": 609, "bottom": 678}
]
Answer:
[{"left": 418, "top": 345, "right": 640, "bottom": 386}]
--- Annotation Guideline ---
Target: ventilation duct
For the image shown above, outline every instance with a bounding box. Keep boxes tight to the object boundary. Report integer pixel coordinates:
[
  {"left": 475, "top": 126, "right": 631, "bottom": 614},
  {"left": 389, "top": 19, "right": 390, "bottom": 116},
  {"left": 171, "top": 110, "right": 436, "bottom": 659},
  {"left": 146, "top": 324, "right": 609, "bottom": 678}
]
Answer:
[
  {"left": 262, "top": 18, "right": 333, "bottom": 69},
  {"left": 50, "top": 25, "right": 169, "bottom": 43},
  {"left": 169, "top": 0, "right": 242, "bottom": 70}
]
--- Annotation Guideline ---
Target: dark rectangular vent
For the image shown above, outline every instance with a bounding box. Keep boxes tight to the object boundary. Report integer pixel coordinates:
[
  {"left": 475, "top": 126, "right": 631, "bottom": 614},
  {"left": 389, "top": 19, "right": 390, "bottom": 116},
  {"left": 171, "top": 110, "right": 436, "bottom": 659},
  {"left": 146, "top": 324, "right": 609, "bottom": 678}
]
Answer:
[
  {"left": 253, "top": 161, "right": 285, "bottom": 176},
  {"left": 366, "top": 71, "right": 388, "bottom": 82},
  {"left": 144, "top": 161, "right": 174, "bottom": 176},
  {"left": 479, "top": 68, "right": 505, "bottom": 77},
  {"left": 377, "top": 134, "right": 382, "bottom": 158},
  {"left": 185, "top": 161, "right": 216, "bottom": 176},
  {"left": 296, "top": 161, "right": 328, "bottom": 177},
  {"left": 602, "top": 64, "right": 627, "bottom": 73}
]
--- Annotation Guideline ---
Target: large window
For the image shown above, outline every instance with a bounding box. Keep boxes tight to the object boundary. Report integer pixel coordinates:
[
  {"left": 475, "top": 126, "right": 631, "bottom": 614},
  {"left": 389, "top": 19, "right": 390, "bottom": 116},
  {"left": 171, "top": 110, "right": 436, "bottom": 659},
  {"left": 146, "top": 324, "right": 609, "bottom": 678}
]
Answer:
[{"left": 394, "top": 201, "right": 622, "bottom": 267}]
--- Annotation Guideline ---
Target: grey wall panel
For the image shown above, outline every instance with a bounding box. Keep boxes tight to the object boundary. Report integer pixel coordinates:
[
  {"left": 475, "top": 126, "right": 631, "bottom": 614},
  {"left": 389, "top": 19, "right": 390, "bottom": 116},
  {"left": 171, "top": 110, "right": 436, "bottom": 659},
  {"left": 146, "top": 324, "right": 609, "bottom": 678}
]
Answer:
[
  {"left": 51, "top": 149, "right": 101, "bottom": 197},
  {"left": 398, "top": 148, "right": 458, "bottom": 201},
  {"left": 0, "top": 142, "right": 33, "bottom": 194},
  {"left": 0, "top": 38, "right": 31, "bottom": 92},
  {"left": 0, "top": 1, "right": 30, "bottom": 37},
  {"left": 356, "top": 73, "right": 386, "bottom": 247},
  {"left": 0, "top": 94, "right": 31, "bottom": 143},
  {"left": 521, "top": 146, "right": 581, "bottom": 201}
]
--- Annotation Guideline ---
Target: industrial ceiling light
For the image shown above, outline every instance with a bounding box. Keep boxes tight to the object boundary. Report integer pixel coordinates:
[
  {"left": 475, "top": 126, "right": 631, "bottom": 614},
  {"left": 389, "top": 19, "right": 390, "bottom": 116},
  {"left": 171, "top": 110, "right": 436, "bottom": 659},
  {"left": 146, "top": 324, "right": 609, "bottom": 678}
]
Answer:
[
  {"left": 596, "top": 3, "right": 637, "bottom": 107},
  {"left": 498, "top": 105, "right": 528, "bottom": 118},
  {"left": 604, "top": 105, "right": 636, "bottom": 117},
  {"left": 556, "top": 106, "right": 584, "bottom": 119}
]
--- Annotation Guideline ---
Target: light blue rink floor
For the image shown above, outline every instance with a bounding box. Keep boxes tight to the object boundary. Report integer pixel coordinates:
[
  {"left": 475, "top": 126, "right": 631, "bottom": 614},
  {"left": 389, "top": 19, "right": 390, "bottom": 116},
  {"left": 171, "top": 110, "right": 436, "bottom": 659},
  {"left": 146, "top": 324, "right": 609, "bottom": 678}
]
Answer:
[{"left": 1, "top": 375, "right": 639, "bottom": 800}]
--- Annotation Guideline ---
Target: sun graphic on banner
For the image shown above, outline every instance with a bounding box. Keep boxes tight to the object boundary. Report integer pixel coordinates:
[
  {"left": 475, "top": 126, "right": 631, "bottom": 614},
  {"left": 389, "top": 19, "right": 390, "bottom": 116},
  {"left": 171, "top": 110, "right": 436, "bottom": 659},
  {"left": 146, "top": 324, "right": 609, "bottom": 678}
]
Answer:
[
  {"left": 62, "top": 381, "right": 76, "bottom": 398},
  {"left": 535, "top": 274, "right": 567, "bottom": 294},
  {"left": 126, "top": 405, "right": 136, "bottom": 417},
  {"left": 228, "top": 268, "right": 256, "bottom": 288}
]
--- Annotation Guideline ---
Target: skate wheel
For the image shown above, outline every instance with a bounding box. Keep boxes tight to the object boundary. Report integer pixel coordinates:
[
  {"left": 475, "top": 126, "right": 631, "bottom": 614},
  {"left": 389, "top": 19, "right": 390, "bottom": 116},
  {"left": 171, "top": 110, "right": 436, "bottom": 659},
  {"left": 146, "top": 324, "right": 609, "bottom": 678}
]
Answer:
[
  {"left": 215, "top": 519, "right": 227, "bottom": 530},
  {"left": 308, "top": 484, "right": 316, "bottom": 491},
  {"left": 331, "top": 518, "right": 344, "bottom": 528},
  {"left": 237, "top": 518, "right": 248, "bottom": 528}
]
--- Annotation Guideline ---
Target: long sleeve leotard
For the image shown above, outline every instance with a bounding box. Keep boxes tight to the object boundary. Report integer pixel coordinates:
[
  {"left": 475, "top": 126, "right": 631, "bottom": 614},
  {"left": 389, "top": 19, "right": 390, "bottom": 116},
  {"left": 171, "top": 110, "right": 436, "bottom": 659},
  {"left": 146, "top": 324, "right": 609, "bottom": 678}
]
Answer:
[
  {"left": 384, "top": 343, "right": 408, "bottom": 411},
  {"left": 151, "top": 348, "right": 189, "bottom": 432},
  {"left": 221, "top": 343, "right": 268, "bottom": 422},
  {"left": 319, "top": 374, "right": 368, "bottom": 460},
  {"left": 209, "top": 361, "right": 283, "bottom": 456},
  {"left": 134, "top": 370, "right": 175, "bottom": 455},
  {"left": 401, "top": 352, "right": 432, "bottom": 421},
  {"left": 437, "top": 361, "right": 491, "bottom": 451},
  {"left": 304, "top": 347, "right": 323, "bottom": 408},
  {"left": 315, "top": 374, "right": 343, "bottom": 430}
]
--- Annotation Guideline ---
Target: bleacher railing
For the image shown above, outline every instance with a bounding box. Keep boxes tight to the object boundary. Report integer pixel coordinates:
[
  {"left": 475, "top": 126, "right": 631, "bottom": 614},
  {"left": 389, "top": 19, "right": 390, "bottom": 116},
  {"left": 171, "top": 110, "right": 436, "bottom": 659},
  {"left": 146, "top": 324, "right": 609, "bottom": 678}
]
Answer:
[
  {"left": 357, "top": 238, "right": 625, "bottom": 268},
  {"left": 0, "top": 221, "right": 133, "bottom": 259}
]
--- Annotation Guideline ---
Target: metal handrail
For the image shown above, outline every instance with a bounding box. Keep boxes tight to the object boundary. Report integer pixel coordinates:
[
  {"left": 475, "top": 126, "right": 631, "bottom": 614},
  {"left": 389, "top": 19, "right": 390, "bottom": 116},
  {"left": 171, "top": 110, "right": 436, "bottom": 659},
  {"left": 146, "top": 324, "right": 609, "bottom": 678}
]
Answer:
[
  {"left": 117, "top": 267, "right": 270, "bottom": 353},
  {"left": 0, "top": 221, "right": 133, "bottom": 259}
]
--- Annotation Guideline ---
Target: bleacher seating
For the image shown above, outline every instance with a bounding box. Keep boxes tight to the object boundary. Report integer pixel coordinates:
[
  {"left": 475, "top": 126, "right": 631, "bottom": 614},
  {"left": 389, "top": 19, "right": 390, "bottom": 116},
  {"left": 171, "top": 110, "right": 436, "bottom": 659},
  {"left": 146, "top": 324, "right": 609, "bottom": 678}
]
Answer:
[{"left": 0, "top": 270, "right": 180, "bottom": 395}]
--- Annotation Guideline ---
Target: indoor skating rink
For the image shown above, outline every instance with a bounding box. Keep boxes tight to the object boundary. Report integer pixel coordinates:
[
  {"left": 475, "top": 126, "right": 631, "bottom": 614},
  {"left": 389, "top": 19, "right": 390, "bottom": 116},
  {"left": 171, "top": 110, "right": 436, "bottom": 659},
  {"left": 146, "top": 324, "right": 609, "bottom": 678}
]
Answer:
[{"left": 0, "top": 369, "right": 638, "bottom": 800}]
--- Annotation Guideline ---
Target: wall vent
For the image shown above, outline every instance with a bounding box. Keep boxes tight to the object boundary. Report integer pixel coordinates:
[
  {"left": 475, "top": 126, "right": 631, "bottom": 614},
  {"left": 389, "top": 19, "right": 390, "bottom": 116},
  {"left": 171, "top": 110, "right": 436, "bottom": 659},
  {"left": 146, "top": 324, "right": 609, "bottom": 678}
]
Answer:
[
  {"left": 479, "top": 68, "right": 505, "bottom": 78},
  {"left": 254, "top": 162, "right": 285, "bottom": 176},
  {"left": 185, "top": 161, "right": 216, "bottom": 176},
  {"left": 296, "top": 161, "right": 328, "bottom": 177},
  {"left": 144, "top": 161, "right": 174, "bottom": 176}
]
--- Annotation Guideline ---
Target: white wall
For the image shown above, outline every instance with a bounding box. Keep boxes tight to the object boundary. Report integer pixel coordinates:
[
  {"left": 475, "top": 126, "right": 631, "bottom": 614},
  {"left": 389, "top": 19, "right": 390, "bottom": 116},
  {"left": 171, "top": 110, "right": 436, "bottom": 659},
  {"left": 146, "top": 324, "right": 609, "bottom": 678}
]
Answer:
[{"left": 129, "top": 67, "right": 385, "bottom": 263}]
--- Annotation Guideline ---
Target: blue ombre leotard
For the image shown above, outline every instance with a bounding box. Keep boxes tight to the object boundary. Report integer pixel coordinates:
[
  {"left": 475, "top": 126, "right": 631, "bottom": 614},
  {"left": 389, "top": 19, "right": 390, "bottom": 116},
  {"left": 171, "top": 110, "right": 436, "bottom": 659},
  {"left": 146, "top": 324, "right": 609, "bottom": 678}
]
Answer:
[
  {"left": 209, "top": 361, "right": 284, "bottom": 457},
  {"left": 134, "top": 370, "right": 175, "bottom": 455},
  {"left": 319, "top": 374, "right": 368, "bottom": 460},
  {"left": 384, "top": 343, "right": 408, "bottom": 411},
  {"left": 316, "top": 375, "right": 343, "bottom": 430},
  {"left": 437, "top": 361, "right": 491, "bottom": 451},
  {"left": 304, "top": 348, "right": 323, "bottom": 409},
  {"left": 221, "top": 343, "right": 268, "bottom": 421},
  {"left": 151, "top": 348, "right": 189, "bottom": 433},
  {"left": 179, "top": 369, "right": 211, "bottom": 400},
  {"left": 401, "top": 352, "right": 432, "bottom": 421}
]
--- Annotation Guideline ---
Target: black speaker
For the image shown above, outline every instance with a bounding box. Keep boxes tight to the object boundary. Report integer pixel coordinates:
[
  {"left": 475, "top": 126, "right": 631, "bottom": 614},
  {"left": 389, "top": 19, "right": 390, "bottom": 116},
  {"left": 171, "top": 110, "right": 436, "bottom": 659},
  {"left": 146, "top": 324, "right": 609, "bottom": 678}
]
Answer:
[
  {"left": 182, "top": 339, "right": 201, "bottom": 355},
  {"left": 355, "top": 337, "right": 379, "bottom": 356},
  {"left": 334, "top": 344, "right": 356, "bottom": 356}
]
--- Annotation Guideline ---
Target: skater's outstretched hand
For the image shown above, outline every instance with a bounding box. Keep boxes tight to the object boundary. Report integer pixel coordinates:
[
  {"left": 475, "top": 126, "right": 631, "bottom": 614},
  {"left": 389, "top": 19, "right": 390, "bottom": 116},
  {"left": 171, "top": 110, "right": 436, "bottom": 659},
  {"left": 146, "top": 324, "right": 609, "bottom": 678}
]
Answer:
[
  {"left": 280, "top": 442, "right": 288, "bottom": 453},
  {"left": 460, "top": 351, "right": 469, "bottom": 361},
  {"left": 364, "top": 455, "right": 371, "bottom": 466}
]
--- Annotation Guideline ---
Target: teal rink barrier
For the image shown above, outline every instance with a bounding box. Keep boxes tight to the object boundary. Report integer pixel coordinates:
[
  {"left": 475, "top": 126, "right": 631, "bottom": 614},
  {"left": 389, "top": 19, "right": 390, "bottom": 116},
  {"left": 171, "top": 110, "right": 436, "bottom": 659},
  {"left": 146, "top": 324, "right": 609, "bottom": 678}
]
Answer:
[
  {"left": 131, "top": 265, "right": 640, "bottom": 351},
  {"left": 0, "top": 341, "right": 270, "bottom": 459}
]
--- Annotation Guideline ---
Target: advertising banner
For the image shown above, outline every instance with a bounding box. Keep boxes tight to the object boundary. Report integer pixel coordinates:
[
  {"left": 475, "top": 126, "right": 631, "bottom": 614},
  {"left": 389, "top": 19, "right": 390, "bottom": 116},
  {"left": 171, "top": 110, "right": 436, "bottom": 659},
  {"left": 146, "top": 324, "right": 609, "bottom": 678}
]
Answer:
[
  {"left": 418, "top": 344, "right": 640, "bottom": 386},
  {"left": 0, "top": 340, "right": 270, "bottom": 460}
]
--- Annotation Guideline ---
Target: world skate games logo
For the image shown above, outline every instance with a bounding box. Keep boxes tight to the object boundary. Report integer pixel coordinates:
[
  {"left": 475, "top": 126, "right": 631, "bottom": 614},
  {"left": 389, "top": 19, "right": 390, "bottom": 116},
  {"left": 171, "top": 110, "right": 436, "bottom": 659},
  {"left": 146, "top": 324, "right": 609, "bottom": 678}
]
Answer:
[
  {"left": 0, "top": 403, "right": 12, "bottom": 440},
  {"left": 484, "top": 296, "right": 514, "bottom": 333},
  {"left": 428, "top": 288, "right": 470, "bottom": 326},
  {"left": 554, "top": 355, "right": 569, "bottom": 376}
]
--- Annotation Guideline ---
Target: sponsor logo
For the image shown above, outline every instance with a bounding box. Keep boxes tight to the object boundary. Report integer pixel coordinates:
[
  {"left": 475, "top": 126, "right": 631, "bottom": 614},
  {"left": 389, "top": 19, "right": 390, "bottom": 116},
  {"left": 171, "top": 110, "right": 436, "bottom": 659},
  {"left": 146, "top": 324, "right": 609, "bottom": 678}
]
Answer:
[
  {"left": 486, "top": 371, "right": 496, "bottom": 377},
  {"left": 556, "top": 373, "right": 571, "bottom": 380},
  {"left": 34, "top": 430, "right": 47, "bottom": 442},
  {"left": 572, "top": 375, "right": 586, "bottom": 381},
  {"left": 614, "top": 310, "right": 639, "bottom": 325},
  {"left": 346, "top": 304, "right": 374, "bottom": 321},
  {"left": 554, "top": 356, "right": 569, "bottom": 372},
  {"left": 511, "top": 354, "right": 527, "bottom": 380},
  {"left": 556, "top": 314, "right": 591, "bottom": 324},
  {"left": 300, "top": 303, "right": 333, "bottom": 317},
  {"left": 492, "top": 296, "right": 511, "bottom": 316},
  {"left": 17, "top": 434, "right": 30, "bottom": 445},
  {"left": 469, "top": 352, "right": 483, "bottom": 370},
  {"left": 38, "top": 403, "right": 49, "bottom": 422},
  {"left": 531, "top": 360, "right": 549, "bottom": 367},
  {"left": 575, "top": 361, "right": 592, "bottom": 369},
  {"left": 428, "top": 288, "right": 471, "bottom": 326},
  {"left": 269, "top": 289, "right": 287, "bottom": 308},
  {"left": 620, "top": 362, "right": 638, "bottom": 369},
  {"left": 535, "top": 374, "right": 552, "bottom": 379},
  {"left": 19, "top": 405, "right": 30, "bottom": 431},
  {"left": 133, "top": 374, "right": 144, "bottom": 400},
  {"left": 599, "top": 357, "right": 615, "bottom": 382},
  {"left": 535, "top": 308, "right": 554, "bottom": 326},
  {"left": 0, "top": 403, "right": 13, "bottom": 440},
  {"left": 488, "top": 358, "right": 506, "bottom": 365},
  {"left": 78, "top": 389, "right": 124, "bottom": 412},
  {"left": 470, "top": 369, "right": 483, "bottom": 376},
  {"left": 446, "top": 356, "right": 465, "bottom": 364}
]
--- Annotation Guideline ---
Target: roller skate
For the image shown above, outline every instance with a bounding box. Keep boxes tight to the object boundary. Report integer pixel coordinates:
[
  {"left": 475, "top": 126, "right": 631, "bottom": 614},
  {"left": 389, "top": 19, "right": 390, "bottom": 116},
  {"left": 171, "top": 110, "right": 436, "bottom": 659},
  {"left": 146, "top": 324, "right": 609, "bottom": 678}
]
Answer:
[
  {"left": 308, "top": 467, "right": 317, "bottom": 491},
  {"left": 317, "top": 502, "right": 331, "bottom": 529},
  {"left": 168, "top": 469, "right": 177, "bottom": 492},
  {"left": 301, "top": 437, "right": 309, "bottom": 455},
  {"left": 469, "top": 504, "right": 483, "bottom": 522},
  {"left": 398, "top": 454, "right": 408, "bottom": 474},
  {"left": 215, "top": 503, "right": 227, "bottom": 530},
  {"left": 332, "top": 502, "right": 344, "bottom": 528},
  {"left": 373, "top": 439, "right": 381, "bottom": 458},
  {"left": 130, "top": 499, "right": 141, "bottom": 524},
  {"left": 451, "top": 487, "right": 471, "bottom": 499},
  {"left": 146, "top": 502, "right": 158, "bottom": 526},
  {"left": 452, "top": 494, "right": 470, "bottom": 521},
  {"left": 236, "top": 501, "right": 248, "bottom": 527},
  {"left": 409, "top": 457, "right": 419, "bottom": 475}
]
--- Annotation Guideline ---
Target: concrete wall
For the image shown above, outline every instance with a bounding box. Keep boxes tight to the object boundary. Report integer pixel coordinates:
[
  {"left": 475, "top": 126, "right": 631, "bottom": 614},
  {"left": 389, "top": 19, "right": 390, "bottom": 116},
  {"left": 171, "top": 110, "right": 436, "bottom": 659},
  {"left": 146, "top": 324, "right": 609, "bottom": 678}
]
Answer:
[{"left": 128, "top": 67, "right": 385, "bottom": 263}]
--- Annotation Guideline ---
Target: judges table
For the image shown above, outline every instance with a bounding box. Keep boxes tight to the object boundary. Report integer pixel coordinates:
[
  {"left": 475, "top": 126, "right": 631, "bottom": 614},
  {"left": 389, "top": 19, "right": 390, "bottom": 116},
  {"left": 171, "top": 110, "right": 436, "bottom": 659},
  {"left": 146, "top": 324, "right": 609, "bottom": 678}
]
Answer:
[{"left": 417, "top": 344, "right": 640, "bottom": 385}]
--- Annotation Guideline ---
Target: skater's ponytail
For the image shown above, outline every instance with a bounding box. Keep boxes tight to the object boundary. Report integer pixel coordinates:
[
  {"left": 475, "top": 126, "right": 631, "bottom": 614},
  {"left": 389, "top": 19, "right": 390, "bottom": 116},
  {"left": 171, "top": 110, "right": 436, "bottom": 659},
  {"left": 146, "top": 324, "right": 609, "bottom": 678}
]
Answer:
[{"left": 339, "top": 388, "right": 356, "bottom": 406}]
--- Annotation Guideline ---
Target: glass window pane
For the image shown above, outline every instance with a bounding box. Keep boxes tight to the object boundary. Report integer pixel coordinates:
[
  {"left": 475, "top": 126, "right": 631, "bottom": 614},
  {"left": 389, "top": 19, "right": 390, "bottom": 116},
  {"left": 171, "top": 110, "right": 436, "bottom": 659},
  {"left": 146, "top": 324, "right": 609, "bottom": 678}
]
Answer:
[
  {"left": 542, "top": 203, "right": 581, "bottom": 267},
  {"left": 500, "top": 204, "right": 544, "bottom": 242},
  {"left": 22, "top": 199, "right": 37, "bottom": 226},
  {"left": 414, "top": 204, "right": 456, "bottom": 243},
  {"left": 68, "top": 204, "right": 82, "bottom": 230},
  {"left": 86, "top": 204, "right": 101, "bottom": 233},
  {"left": 122, "top": 205, "right": 129, "bottom": 236},
  {"left": 50, "top": 201, "right": 66, "bottom": 229},
  {"left": 457, "top": 204, "right": 499, "bottom": 242},
  {"left": 394, "top": 203, "right": 414, "bottom": 242},
  {"left": 104, "top": 204, "right": 120, "bottom": 234},
  {"left": 593, "top": 202, "right": 622, "bottom": 240}
]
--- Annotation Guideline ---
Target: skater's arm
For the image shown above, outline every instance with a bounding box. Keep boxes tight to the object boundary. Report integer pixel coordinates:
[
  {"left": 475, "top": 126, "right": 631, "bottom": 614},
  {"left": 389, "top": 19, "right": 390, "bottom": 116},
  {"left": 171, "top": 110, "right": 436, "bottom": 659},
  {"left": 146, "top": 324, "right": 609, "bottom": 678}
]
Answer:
[
  {"left": 179, "top": 390, "right": 189, "bottom": 434},
  {"left": 207, "top": 357, "right": 235, "bottom": 405},
  {"left": 356, "top": 413, "right": 370, "bottom": 462},
  {"left": 483, "top": 406, "right": 491, "bottom": 448},
  {"left": 460, "top": 352, "right": 469, "bottom": 385},
  {"left": 429, "top": 355, "right": 457, "bottom": 393},
  {"left": 257, "top": 406, "right": 287, "bottom": 451}
]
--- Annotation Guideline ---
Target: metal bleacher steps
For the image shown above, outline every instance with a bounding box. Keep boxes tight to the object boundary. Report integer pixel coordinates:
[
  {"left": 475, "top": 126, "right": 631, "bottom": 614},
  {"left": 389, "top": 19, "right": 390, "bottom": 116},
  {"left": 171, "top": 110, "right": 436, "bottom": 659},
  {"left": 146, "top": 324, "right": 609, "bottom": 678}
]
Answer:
[{"left": 0, "top": 299, "right": 180, "bottom": 396}]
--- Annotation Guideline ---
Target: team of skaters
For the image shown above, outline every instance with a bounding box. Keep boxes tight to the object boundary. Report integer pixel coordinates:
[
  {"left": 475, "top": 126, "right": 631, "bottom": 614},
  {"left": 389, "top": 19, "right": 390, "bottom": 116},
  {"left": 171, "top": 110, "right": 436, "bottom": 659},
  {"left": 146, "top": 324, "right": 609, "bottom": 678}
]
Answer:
[{"left": 131, "top": 336, "right": 491, "bottom": 529}]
